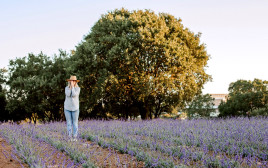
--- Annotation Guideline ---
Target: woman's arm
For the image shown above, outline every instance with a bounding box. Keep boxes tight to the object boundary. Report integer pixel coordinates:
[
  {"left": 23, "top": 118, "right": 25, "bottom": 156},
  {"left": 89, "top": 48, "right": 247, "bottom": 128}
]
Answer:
[
  {"left": 71, "top": 87, "right": 80, "bottom": 97},
  {"left": 65, "top": 87, "right": 72, "bottom": 97}
]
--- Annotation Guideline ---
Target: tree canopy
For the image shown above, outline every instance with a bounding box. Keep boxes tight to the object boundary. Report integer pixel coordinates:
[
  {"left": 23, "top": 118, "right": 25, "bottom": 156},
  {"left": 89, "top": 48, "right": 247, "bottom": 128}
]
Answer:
[
  {"left": 219, "top": 79, "right": 268, "bottom": 117},
  {"left": 2, "top": 8, "right": 212, "bottom": 121},
  {"left": 6, "top": 51, "right": 69, "bottom": 123},
  {"left": 0, "top": 68, "right": 8, "bottom": 121},
  {"left": 71, "top": 8, "right": 211, "bottom": 119}
]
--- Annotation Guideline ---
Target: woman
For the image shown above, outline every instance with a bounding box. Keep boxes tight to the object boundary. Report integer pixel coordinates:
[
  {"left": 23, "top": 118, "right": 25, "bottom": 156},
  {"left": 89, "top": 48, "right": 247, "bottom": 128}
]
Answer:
[{"left": 64, "top": 76, "right": 80, "bottom": 141}]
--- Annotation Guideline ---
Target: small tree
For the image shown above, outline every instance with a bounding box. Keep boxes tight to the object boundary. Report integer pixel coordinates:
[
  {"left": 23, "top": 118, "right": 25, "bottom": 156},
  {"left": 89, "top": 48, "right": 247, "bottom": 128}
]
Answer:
[
  {"left": 219, "top": 79, "right": 268, "bottom": 117},
  {"left": 6, "top": 51, "right": 69, "bottom": 123},
  {"left": 6, "top": 53, "right": 51, "bottom": 123},
  {"left": 186, "top": 94, "right": 215, "bottom": 118}
]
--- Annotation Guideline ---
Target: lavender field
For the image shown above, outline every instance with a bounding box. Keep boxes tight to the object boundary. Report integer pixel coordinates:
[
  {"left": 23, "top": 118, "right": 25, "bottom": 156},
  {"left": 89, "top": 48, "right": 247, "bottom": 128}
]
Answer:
[{"left": 0, "top": 117, "right": 267, "bottom": 168}]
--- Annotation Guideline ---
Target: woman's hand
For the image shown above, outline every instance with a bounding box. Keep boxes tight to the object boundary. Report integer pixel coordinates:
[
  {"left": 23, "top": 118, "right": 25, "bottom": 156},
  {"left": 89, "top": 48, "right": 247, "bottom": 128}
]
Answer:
[{"left": 70, "top": 81, "right": 75, "bottom": 88}]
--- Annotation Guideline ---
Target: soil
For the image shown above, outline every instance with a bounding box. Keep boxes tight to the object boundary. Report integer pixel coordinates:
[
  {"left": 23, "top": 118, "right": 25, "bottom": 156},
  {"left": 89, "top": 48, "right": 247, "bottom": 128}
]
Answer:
[
  {"left": 0, "top": 137, "right": 28, "bottom": 168},
  {"left": 80, "top": 139, "right": 145, "bottom": 168}
]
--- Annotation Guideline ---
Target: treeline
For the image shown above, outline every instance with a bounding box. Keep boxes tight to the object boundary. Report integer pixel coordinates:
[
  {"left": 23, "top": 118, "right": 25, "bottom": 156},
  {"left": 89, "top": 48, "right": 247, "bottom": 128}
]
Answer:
[
  {"left": 186, "top": 79, "right": 268, "bottom": 119},
  {"left": 1, "top": 9, "right": 266, "bottom": 122},
  {"left": 0, "top": 51, "right": 69, "bottom": 122},
  {"left": 0, "top": 8, "right": 211, "bottom": 122}
]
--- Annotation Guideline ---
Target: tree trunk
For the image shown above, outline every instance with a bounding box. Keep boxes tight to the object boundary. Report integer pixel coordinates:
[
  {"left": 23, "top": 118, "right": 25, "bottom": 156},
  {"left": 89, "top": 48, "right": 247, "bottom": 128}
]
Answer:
[
  {"left": 138, "top": 102, "right": 149, "bottom": 120},
  {"left": 144, "top": 106, "right": 150, "bottom": 120}
]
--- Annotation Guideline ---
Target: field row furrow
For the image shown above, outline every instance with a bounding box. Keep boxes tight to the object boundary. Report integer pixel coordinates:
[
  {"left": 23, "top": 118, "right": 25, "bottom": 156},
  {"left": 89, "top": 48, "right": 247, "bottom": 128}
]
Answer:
[
  {"left": 0, "top": 136, "right": 29, "bottom": 168},
  {"left": 0, "top": 124, "right": 80, "bottom": 168}
]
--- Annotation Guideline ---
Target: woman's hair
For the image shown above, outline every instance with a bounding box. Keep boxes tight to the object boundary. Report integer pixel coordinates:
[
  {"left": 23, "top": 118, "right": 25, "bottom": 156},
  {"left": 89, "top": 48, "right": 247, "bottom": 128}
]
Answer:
[{"left": 68, "top": 81, "right": 79, "bottom": 88}]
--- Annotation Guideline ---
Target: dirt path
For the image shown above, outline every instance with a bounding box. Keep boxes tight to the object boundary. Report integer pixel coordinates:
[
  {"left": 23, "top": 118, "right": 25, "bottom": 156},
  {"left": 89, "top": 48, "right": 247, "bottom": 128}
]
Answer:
[
  {"left": 80, "top": 138, "right": 145, "bottom": 168},
  {"left": 0, "top": 137, "right": 28, "bottom": 168}
]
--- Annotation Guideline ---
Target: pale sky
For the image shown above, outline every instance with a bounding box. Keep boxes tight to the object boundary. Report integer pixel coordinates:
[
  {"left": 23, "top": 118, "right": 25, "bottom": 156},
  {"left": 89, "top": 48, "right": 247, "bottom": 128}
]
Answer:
[{"left": 1, "top": 0, "right": 267, "bottom": 94}]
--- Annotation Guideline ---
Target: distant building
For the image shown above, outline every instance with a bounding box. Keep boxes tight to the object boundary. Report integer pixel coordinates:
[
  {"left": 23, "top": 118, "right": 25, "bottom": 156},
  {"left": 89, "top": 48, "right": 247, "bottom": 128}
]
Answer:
[{"left": 210, "top": 94, "right": 228, "bottom": 116}]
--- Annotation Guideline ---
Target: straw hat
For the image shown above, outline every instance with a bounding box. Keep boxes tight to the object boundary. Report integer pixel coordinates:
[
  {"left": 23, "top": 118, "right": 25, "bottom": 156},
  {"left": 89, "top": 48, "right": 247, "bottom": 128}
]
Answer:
[{"left": 66, "top": 76, "right": 80, "bottom": 82}]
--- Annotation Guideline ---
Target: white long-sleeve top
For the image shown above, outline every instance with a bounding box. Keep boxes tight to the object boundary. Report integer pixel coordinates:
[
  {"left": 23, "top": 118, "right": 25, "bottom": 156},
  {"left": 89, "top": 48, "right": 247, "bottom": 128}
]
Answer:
[{"left": 64, "top": 86, "right": 80, "bottom": 111}]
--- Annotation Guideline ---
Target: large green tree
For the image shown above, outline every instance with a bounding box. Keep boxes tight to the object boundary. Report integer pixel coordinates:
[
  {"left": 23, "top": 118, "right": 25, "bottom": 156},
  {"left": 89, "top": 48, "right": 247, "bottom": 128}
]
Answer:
[
  {"left": 219, "top": 79, "right": 268, "bottom": 117},
  {"left": 70, "top": 8, "right": 211, "bottom": 119}
]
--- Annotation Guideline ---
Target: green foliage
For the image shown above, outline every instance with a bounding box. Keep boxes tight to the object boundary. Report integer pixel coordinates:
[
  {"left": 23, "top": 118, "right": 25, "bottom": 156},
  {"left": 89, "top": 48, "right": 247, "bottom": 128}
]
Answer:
[
  {"left": 71, "top": 8, "right": 211, "bottom": 119},
  {"left": 0, "top": 68, "right": 8, "bottom": 121},
  {"left": 0, "top": 68, "right": 7, "bottom": 84},
  {"left": 186, "top": 94, "right": 215, "bottom": 118},
  {"left": 251, "top": 104, "right": 268, "bottom": 116},
  {"left": 6, "top": 50, "right": 69, "bottom": 122},
  {"left": 219, "top": 79, "right": 268, "bottom": 117},
  {"left": 0, "top": 90, "right": 8, "bottom": 121},
  {"left": 3, "top": 9, "right": 211, "bottom": 121}
]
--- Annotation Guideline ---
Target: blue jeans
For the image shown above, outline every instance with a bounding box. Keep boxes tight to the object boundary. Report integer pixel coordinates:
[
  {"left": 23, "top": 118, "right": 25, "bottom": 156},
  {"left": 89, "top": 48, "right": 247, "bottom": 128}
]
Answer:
[{"left": 64, "top": 109, "right": 79, "bottom": 138}]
